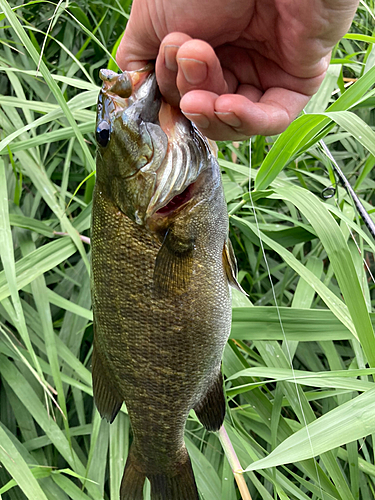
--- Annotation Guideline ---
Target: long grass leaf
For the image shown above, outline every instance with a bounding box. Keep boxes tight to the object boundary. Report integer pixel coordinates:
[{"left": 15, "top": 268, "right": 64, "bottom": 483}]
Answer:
[
  {"left": 246, "top": 388, "right": 375, "bottom": 471},
  {"left": 0, "top": 160, "right": 44, "bottom": 378},
  {"left": 255, "top": 66, "right": 375, "bottom": 190},
  {"left": 0, "top": 238, "right": 76, "bottom": 302},
  {"left": 0, "top": 0, "right": 96, "bottom": 171},
  {"left": 0, "top": 426, "right": 49, "bottom": 500},
  {"left": 275, "top": 184, "right": 375, "bottom": 366},
  {"left": 231, "top": 216, "right": 356, "bottom": 336}
]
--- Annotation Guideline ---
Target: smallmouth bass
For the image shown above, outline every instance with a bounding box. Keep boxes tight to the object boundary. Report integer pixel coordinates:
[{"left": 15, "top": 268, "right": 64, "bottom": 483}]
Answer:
[{"left": 91, "top": 65, "right": 242, "bottom": 500}]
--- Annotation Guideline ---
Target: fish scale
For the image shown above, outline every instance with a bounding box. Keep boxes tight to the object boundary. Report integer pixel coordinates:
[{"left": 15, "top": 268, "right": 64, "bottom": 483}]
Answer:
[{"left": 91, "top": 66, "right": 242, "bottom": 500}]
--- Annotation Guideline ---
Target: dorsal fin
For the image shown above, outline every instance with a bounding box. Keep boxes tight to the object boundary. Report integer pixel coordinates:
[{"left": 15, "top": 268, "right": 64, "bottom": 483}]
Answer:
[{"left": 222, "top": 239, "right": 247, "bottom": 295}]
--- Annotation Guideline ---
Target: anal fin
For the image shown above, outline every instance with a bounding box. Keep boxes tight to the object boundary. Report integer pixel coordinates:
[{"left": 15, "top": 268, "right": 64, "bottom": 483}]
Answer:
[
  {"left": 92, "top": 345, "right": 123, "bottom": 423},
  {"left": 194, "top": 371, "right": 225, "bottom": 432}
]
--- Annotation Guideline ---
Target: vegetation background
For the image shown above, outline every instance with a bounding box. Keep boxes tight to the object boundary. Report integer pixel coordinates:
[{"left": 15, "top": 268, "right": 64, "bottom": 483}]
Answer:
[{"left": 0, "top": 0, "right": 375, "bottom": 499}]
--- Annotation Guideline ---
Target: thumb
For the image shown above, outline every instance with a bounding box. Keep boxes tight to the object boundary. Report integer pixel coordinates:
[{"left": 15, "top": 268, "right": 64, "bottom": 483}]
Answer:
[{"left": 116, "top": 2, "right": 160, "bottom": 70}]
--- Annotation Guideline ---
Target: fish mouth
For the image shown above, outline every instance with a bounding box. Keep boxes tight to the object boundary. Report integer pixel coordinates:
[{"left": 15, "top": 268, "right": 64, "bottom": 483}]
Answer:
[
  {"left": 99, "top": 65, "right": 156, "bottom": 104},
  {"left": 97, "top": 64, "right": 163, "bottom": 153}
]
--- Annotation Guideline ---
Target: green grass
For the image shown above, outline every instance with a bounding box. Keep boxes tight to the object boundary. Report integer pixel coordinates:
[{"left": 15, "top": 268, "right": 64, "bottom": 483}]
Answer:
[{"left": 0, "top": 0, "right": 375, "bottom": 499}]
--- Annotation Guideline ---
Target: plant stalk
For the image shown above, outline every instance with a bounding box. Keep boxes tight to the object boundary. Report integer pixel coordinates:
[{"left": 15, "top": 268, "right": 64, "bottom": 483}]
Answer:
[
  {"left": 218, "top": 425, "right": 252, "bottom": 500},
  {"left": 54, "top": 231, "right": 91, "bottom": 244}
]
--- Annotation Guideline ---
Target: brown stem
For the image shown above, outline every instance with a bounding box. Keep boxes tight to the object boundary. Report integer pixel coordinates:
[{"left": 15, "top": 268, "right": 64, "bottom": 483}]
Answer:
[
  {"left": 218, "top": 425, "right": 252, "bottom": 500},
  {"left": 54, "top": 231, "right": 91, "bottom": 244}
]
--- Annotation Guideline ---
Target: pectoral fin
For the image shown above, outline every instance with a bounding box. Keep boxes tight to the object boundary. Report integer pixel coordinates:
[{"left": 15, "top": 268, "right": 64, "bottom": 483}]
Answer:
[
  {"left": 153, "top": 228, "right": 194, "bottom": 296},
  {"left": 223, "top": 239, "right": 247, "bottom": 295}
]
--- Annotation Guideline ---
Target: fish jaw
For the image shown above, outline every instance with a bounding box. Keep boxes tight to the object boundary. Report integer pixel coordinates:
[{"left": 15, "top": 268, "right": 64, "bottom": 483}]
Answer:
[{"left": 95, "top": 67, "right": 215, "bottom": 227}]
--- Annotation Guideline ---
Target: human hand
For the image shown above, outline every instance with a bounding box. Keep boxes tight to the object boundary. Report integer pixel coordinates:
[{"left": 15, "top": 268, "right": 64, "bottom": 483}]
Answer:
[{"left": 116, "top": 0, "right": 359, "bottom": 140}]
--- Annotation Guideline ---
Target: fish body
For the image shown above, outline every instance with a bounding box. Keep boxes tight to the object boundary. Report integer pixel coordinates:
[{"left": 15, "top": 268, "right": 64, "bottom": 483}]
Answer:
[{"left": 91, "top": 66, "right": 240, "bottom": 500}]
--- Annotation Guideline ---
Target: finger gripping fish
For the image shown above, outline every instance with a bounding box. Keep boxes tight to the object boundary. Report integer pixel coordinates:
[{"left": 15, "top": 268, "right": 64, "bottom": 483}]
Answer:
[{"left": 91, "top": 65, "right": 242, "bottom": 500}]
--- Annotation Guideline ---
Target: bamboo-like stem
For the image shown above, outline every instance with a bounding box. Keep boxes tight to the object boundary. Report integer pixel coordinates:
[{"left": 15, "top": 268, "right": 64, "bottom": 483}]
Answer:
[
  {"left": 228, "top": 199, "right": 247, "bottom": 216},
  {"left": 218, "top": 425, "right": 252, "bottom": 500}
]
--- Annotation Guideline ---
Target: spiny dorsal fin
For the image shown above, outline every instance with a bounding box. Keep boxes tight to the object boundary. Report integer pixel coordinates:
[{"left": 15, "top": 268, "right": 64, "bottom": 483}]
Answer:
[{"left": 223, "top": 239, "right": 247, "bottom": 295}]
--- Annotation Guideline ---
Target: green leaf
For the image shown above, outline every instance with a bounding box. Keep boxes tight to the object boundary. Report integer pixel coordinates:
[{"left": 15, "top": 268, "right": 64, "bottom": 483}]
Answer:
[
  {"left": 9, "top": 214, "right": 54, "bottom": 237},
  {"left": 0, "top": 426, "right": 49, "bottom": 500},
  {"left": 255, "top": 66, "right": 375, "bottom": 190},
  {"left": 0, "top": 0, "right": 96, "bottom": 171},
  {"left": 227, "top": 366, "right": 375, "bottom": 393},
  {"left": 0, "top": 238, "right": 76, "bottom": 302},
  {"left": 274, "top": 184, "right": 375, "bottom": 366},
  {"left": 231, "top": 216, "right": 356, "bottom": 337},
  {"left": 231, "top": 306, "right": 356, "bottom": 341},
  {"left": 186, "top": 437, "right": 222, "bottom": 500},
  {"left": 246, "top": 389, "right": 375, "bottom": 471},
  {"left": 0, "top": 160, "right": 45, "bottom": 380}
]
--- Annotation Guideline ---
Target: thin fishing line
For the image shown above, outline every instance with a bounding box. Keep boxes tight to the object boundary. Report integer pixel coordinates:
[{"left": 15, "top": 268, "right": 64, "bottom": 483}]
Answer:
[
  {"left": 319, "top": 139, "right": 375, "bottom": 240},
  {"left": 348, "top": 228, "right": 375, "bottom": 285},
  {"left": 319, "top": 139, "right": 375, "bottom": 285},
  {"left": 328, "top": 176, "right": 375, "bottom": 285},
  {"left": 247, "top": 140, "right": 324, "bottom": 499},
  {"left": 339, "top": 198, "right": 375, "bottom": 285}
]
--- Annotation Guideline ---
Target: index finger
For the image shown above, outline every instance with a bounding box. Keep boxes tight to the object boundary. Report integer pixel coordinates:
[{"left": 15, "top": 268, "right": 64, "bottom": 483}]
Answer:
[{"left": 180, "top": 86, "right": 312, "bottom": 139}]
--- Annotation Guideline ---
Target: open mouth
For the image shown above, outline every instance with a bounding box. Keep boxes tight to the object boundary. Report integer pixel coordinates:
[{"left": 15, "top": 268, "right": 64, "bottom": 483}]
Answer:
[{"left": 155, "top": 183, "right": 194, "bottom": 216}]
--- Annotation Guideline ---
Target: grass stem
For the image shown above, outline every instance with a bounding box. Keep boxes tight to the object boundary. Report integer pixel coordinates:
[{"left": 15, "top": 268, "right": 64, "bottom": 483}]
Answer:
[
  {"left": 54, "top": 231, "right": 91, "bottom": 244},
  {"left": 218, "top": 425, "right": 252, "bottom": 500}
]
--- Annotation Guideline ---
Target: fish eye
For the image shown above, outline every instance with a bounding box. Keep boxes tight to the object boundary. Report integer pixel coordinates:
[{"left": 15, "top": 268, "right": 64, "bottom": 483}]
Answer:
[{"left": 96, "top": 120, "right": 111, "bottom": 147}]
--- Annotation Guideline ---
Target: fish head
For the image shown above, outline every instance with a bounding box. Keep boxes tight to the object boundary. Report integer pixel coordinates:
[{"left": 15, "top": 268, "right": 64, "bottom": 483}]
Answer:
[
  {"left": 95, "top": 66, "right": 214, "bottom": 227},
  {"left": 96, "top": 65, "right": 168, "bottom": 224}
]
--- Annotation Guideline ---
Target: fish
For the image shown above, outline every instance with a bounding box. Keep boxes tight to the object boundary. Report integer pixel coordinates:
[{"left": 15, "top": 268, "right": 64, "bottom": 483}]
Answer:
[{"left": 91, "top": 65, "right": 243, "bottom": 500}]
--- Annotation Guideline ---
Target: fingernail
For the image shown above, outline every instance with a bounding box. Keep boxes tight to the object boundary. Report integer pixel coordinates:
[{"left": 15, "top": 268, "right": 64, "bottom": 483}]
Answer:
[
  {"left": 178, "top": 58, "right": 208, "bottom": 85},
  {"left": 183, "top": 113, "right": 210, "bottom": 129},
  {"left": 164, "top": 45, "right": 179, "bottom": 72},
  {"left": 214, "top": 112, "right": 242, "bottom": 128}
]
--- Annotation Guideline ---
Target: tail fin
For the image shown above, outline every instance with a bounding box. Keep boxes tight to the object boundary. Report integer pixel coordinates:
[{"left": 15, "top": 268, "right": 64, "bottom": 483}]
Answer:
[
  {"left": 120, "top": 447, "right": 146, "bottom": 500},
  {"left": 121, "top": 445, "right": 199, "bottom": 500},
  {"left": 149, "top": 454, "right": 199, "bottom": 500}
]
